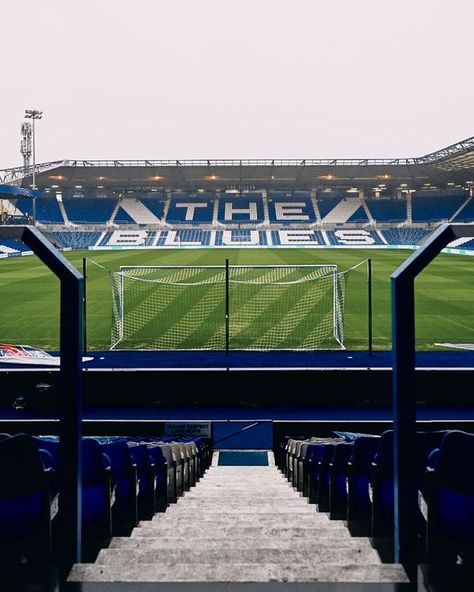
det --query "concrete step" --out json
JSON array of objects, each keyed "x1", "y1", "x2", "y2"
[
  {"x1": 148, "y1": 514, "x2": 338, "y2": 527},
  {"x1": 167, "y1": 503, "x2": 317, "y2": 514},
  {"x1": 203, "y1": 468, "x2": 281, "y2": 472},
  {"x1": 109, "y1": 536, "x2": 376, "y2": 551},
  {"x1": 133, "y1": 524, "x2": 351, "y2": 538},
  {"x1": 181, "y1": 492, "x2": 304, "y2": 500},
  {"x1": 193, "y1": 478, "x2": 291, "y2": 484},
  {"x1": 191, "y1": 481, "x2": 295, "y2": 495},
  {"x1": 68, "y1": 562, "x2": 409, "y2": 583},
  {"x1": 131, "y1": 528, "x2": 354, "y2": 542},
  {"x1": 183, "y1": 491, "x2": 297, "y2": 498},
  {"x1": 96, "y1": 546, "x2": 381, "y2": 565}
]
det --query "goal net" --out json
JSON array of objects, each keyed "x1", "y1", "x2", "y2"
[{"x1": 109, "y1": 264, "x2": 347, "y2": 351}]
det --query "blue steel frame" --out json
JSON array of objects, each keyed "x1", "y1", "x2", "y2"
[
  {"x1": 0, "y1": 226, "x2": 83, "y2": 570},
  {"x1": 392, "y1": 223, "x2": 474, "y2": 571}
]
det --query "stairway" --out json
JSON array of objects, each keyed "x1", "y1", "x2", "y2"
[{"x1": 68, "y1": 460, "x2": 408, "y2": 585}]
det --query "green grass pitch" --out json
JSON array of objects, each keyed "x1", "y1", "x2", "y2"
[{"x1": 1, "y1": 247, "x2": 473, "y2": 351}]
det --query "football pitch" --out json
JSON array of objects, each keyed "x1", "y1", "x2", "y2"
[{"x1": 1, "y1": 247, "x2": 473, "y2": 351}]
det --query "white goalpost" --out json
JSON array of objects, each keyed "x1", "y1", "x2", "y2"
[{"x1": 108, "y1": 264, "x2": 348, "y2": 351}]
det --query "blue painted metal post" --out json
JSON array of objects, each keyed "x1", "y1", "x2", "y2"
[
  {"x1": 18, "y1": 227, "x2": 84, "y2": 570},
  {"x1": 391, "y1": 273, "x2": 417, "y2": 565},
  {"x1": 390, "y1": 224, "x2": 474, "y2": 573}
]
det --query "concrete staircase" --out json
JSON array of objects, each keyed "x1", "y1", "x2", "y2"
[{"x1": 68, "y1": 462, "x2": 408, "y2": 585}]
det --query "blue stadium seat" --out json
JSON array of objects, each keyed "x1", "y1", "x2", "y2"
[
  {"x1": 425, "y1": 431, "x2": 474, "y2": 567},
  {"x1": 35, "y1": 437, "x2": 114, "y2": 543},
  {"x1": 0, "y1": 434, "x2": 57, "y2": 573},
  {"x1": 329, "y1": 442, "x2": 353, "y2": 520},
  {"x1": 98, "y1": 441, "x2": 138, "y2": 534},
  {"x1": 276, "y1": 436, "x2": 294, "y2": 473},
  {"x1": 315, "y1": 443, "x2": 339, "y2": 512},
  {"x1": 126, "y1": 443, "x2": 156, "y2": 520},
  {"x1": 141, "y1": 443, "x2": 169, "y2": 511},
  {"x1": 306, "y1": 442, "x2": 330, "y2": 504},
  {"x1": 154, "y1": 443, "x2": 178, "y2": 503},
  {"x1": 371, "y1": 430, "x2": 448, "y2": 541},
  {"x1": 346, "y1": 435, "x2": 381, "y2": 534}
]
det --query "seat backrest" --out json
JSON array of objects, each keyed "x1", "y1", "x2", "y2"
[
  {"x1": 154, "y1": 443, "x2": 174, "y2": 464},
  {"x1": 331, "y1": 441, "x2": 353, "y2": 469},
  {"x1": 373, "y1": 430, "x2": 450, "y2": 476},
  {"x1": 99, "y1": 441, "x2": 134, "y2": 480},
  {"x1": 82, "y1": 438, "x2": 109, "y2": 486},
  {"x1": 350, "y1": 436, "x2": 381, "y2": 473},
  {"x1": 434, "y1": 430, "x2": 474, "y2": 491},
  {"x1": 0, "y1": 434, "x2": 46, "y2": 497},
  {"x1": 127, "y1": 443, "x2": 152, "y2": 478}
]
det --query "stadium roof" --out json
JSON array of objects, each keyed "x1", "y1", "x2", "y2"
[{"x1": 1, "y1": 136, "x2": 473, "y2": 192}]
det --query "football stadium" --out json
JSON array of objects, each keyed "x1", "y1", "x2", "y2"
[{"x1": 1, "y1": 134, "x2": 474, "y2": 591}]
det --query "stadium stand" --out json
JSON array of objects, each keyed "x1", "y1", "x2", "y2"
[
  {"x1": 0, "y1": 238, "x2": 33, "y2": 256},
  {"x1": 411, "y1": 192, "x2": 469, "y2": 223},
  {"x1": 140, "y1": 197, "x2": 166, "y2": 220},
  {"x1": 381, "y1": 227, "x2": 429, "y2": 246},
  {"x1": 218, "y1": 195, "x2": 265, "y2": 224},
  {"x1": 48, "y1": 231, "x2": 102, "y2": 249},
  {"x1": 267, "y1": 193, "x2": 316, "y2": 224},
  {"x1": 113, "y1": 198, "x2": 163, "y2": 225},
  {"x1": 317, "y1": 197, "x2": 343, "y2": 220},
  {"x1": 63, "y1": 198, "x2": 118, "y2": 224},
  {"x1": 15, "y1": 198, "x2": 64, "y2": 224},
  {"x1": 365, "y1": 198, "x2": 407, "y2": 223},
  {"x1": 453, "y1": 197, "x2": 474, "y2": 222},
  {"x1": 166, "y1": 194, "x2": 214, "y2": 224},
  {"x1": 3, "y1": 190, "x2": 474, "y2": 257}
]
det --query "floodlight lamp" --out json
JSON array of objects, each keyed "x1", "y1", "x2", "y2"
[{"x1": 24, "y1": 109, "x2": 43, "y2": 120}]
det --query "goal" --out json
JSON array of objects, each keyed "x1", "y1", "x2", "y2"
[{"x1": 109, "y1": 264, "x2": 347, "y2": 351}]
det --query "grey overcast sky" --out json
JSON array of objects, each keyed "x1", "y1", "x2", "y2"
[{"x1": 1, "y1": 0, "x2": 473, "y2": 168}]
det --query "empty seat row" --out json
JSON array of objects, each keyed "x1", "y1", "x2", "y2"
[
  {"x1": 0, "y1": 433, "x2": 212, "y2": 576},
  {"x1": 278, "y1": 430, "x2": 474, "y2": 569}
]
